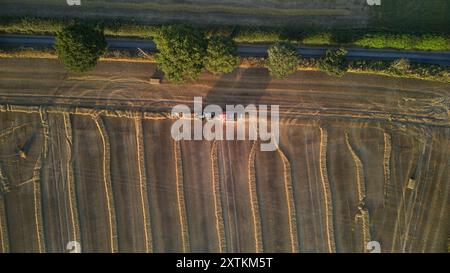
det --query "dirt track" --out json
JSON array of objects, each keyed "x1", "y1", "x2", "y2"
[{"x1": 0, "y1": 58, "x2": 448, "y2": 252}]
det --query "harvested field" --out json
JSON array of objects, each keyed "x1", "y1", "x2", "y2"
[
  {"x1": 103, "y1": 115, "x2": 152, "y2": 252},
  {"x1": 0, "y1": 0, "x2": 371, "y2": 28},
  {"x1": 0, "y1": 109, "x2": 448, "y2": 253},
  {"x1": 71, "y1": 114, "x2": 117, "y2": 252},
  {"x1": 142, "y1": 119, "x2": 184, "y2": 252},
  {"x1": 0, "y1": 58, "x2": 448, "y2": 253}
]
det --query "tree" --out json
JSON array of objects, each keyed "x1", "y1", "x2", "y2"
[
  {"x1": 153, "y1": 24, "x2": 207, "y2": 83},
  {"x1": 55, "y1": 22, "x2": 107, "y2": 73},
  {"x1": 266, "y1": 43, "x2": 299, "y2": 79},
  {"x1": 205, "y1": 36, "x2": 240, "y2": 75},
  {"x1": 317, "y1": 48, "x2": 348, "y2": 77}
]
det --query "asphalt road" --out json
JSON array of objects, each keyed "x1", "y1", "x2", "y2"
[{"x1": 1, "y1": 34, "x2": 450, "y2": 66}]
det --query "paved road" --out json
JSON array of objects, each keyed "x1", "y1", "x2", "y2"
[{"x1": 1, "y1": 34, "x2": 450, "y2": 66}]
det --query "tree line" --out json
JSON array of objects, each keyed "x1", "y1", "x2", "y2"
[{"x1": 59, "y1": 22, "x2": 430, "y2": 81}]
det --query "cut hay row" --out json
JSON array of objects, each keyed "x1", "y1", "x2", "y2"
[
  {"x1": 344, "y1": 131, "x2": 366, "y2": 202},
  {"x1": 173, "y1": 140, "x2": 190, "y2": 253},
  {"x1": 248, "y1": 141, "x2": 263, "y2": 253},
  {"x1": 93, "y1": 114, "x2": 119, "y2": 253},
  {"x1": 210, "y1": 141, "x2": 227, "y2": 253},
  {"x1": 32, "y1": 108, "x2": 48, "y2": 253},
  {"x1": 0, "y1": 104, "x2": 447, "y2": 128},
  {"x1": 345, "y1": 131, "x2": 372, "y2": 250},
  {"x1": 382, "y1": 132, "x2": 392, "y2": 207},
  {"x1": 134, "y1": 115, "x2": 153, "y2": 253},
  {"x1": 276, "y1": 147, "x2": 300, "y2": 253},
  {"x1": 318, "y1": 127, "x2": 336, "y2": 253},
  {"x1": 0, "y1": 197, "x2": 8, "y2": 253},
  {"x1": 0, "y1": 166, "x2": 8, "y2": 252},
  {"x1": 143, "y1": 112, "x2": 172, "y2": 120},
  {"x1": 355, "y1": 208, "x2": 372, "y2": 252},
  {"x1": 62, "y1": 112, "x2": 81, "y2": 243}
]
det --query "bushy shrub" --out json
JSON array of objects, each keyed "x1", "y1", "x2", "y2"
[
  {"x1": 55, "y1": 22, "x2": 107, "y2": 73},
  {"x1": 317, "y1": 48, "x2": 348, "y2": 77},
  {"x1": 389, "y1": 59, "x2": 411, "y2": 75},
  {"x1": 266, "y1": 43, "x2": 299, "y2": 79},
  {"x1": 205, "y1": 36, "x2": 240, "y2": 74},
  {"x1": 153, "y1": 24, "x2": 207, "y2": 83}
]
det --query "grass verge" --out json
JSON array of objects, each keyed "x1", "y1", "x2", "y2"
[{"x1": 1, "y1": 17, "x2": 449, "y2": 51}]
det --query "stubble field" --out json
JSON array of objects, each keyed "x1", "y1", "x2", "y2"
[
  {"x1": 0, "y1": 58, "x2": 448, "y2": 253},
  {"x1": 0, "y1": 109, "x2": 448, "y2": 253}
]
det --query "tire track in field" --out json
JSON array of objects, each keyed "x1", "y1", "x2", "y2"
[
  {"x1": 173, "y1": 140, "x2": 190, "y2": 253},
  {"x1": 390, "y1": 131, "x2": 428, "y2": 252},
  {"x1": 210, "y1": 141, "x2": 226, "y2": 253},
  {"x1": 248, "y1": 141, "x2": 263, "y2": 253},
  {"x1": 403, "y1": 130, "x2": 432, "y2": 252},
  {"x1": 276, "y1": 147, "x2": 299, "y2": 253},
  {"x1": 93, "y1": 113, "x2": 118, "y2": 253},
  {"x1": 382, "y1": 132, "x2": 392, "y2": 207},
  {"x1": 62, "y1": 112, "x2": 81, "y2": 244},
  {"x1": 419, "y1": 130, "x2": 449, "y2": 252},
  {"x1": 134, "y1": 115, "x2": 153, "y2": 253},
  {"x1": 318, "y1": 126, "x2": 336, "y2": 253},
  {"x1": 345, "y1": 130, "x2": 371, "y2": 251}
]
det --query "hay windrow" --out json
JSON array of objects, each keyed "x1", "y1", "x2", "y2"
[
  {"x1": 31, "y1": 108, "x2": 48, "y2": 253},
  {"x1": 0, "y1": 197, "x2": 8, "y2": 253},
  {"x1": 277, "y1": 147, "x2": 300, "y2": 253},
  {"x1": 345, "y1": 130, "x2": 372, "y2": 251},
  {"x1": 0, "y1": 103, "x2": 448, "y2": 128},
  {"x1": 134, "y1": 115, "x2": 153, "y2": 253},
  {"x1": 93, "y1": 114, "x2": 119, "y2": 253},
  {"x1": 62, "y1": 112, "x2": 81, "y2": 243},
  {"x1": 173, "y1": 140, "x2": 190, "y2": 253},
  {"x1": 248, "y1": 141, "x2": 263, "y2": 253},
  {"x1": 319, "y1": 126, "x2": 336, "y2": 253},
  {"x1": 345, "y1": 131, "x2": 366, "y2": 202},
  {"x1": 383, "y1": 132, "x2": 392, "y2": 207},
  {"x1": 210, "y1": 141, "x2": 226, "y2": 253}
]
